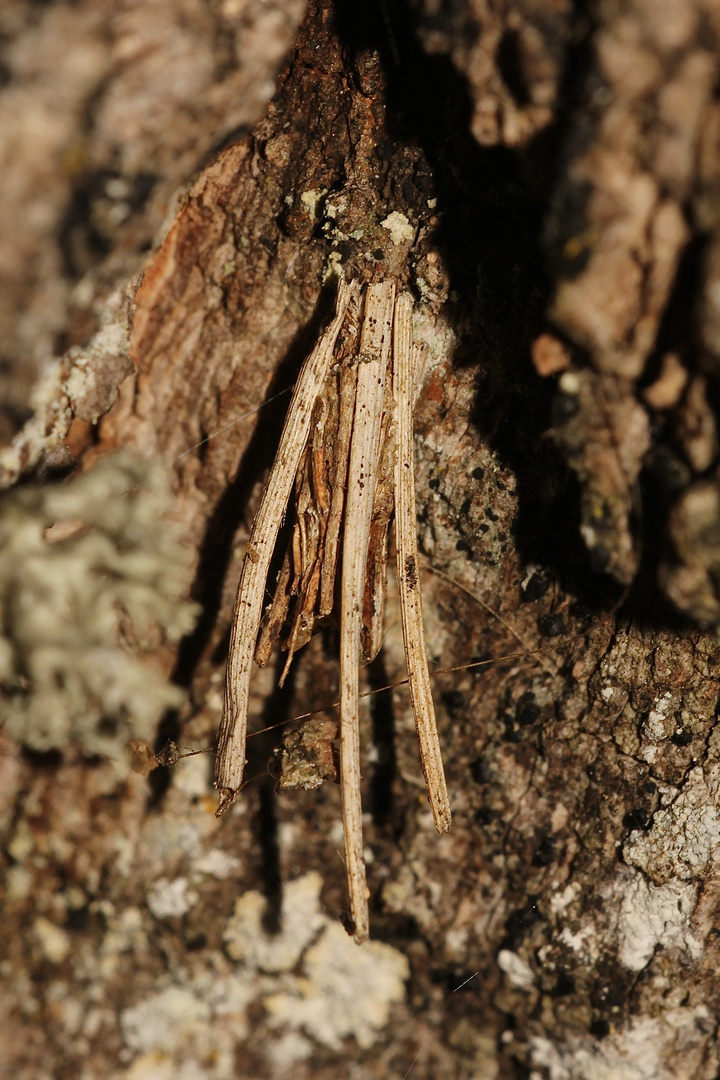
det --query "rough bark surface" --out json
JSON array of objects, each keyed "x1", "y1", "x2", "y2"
[{"x1": 3, "y1": 2, "x2": 720, "y2": 1079}]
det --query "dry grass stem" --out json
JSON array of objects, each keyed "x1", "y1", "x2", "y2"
[
  {"x1": 393, "y1": 292, "x2": 452, "y2": 833},
  {"x1": 215, "y1": 277, "x2": 450, "y2": 941},
  {"x1": 338, "y1": 279, "x2": 395, "y2": 942},
  {"x1": 215, "y1": 279, "x2": 354, "y2": 811}
]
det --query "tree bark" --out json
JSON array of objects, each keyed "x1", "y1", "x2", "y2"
[{"x1": 3, "y1": 1, "x2": 720, "y2": 1078}]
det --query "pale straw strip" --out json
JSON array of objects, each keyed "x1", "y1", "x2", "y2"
[
  {"x1": 215, "y1": 278, "x2": 356, "y2": 813},
  {"x1": 339, "y1": 279, "x2": 396, "y2": 942},
  {"x1": 393, "y1": 292, "x2": 452, "y2": 833}
]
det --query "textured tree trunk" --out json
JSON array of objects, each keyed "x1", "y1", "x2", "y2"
[{"x1": 3, "y1": 1, "x2": 720, "y2": 1077}]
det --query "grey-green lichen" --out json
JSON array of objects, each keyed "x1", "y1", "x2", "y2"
[{"x1": 0, "y1": 451, "x2": 200, "y2": 764}]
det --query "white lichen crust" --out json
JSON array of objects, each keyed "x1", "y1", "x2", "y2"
[{"x1": 0, "y1": 451, "x2": 199, "y2": 764}]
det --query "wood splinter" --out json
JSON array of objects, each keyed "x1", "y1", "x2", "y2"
[{"x1": 215, "y1": 277, "x2": 451, "y2": 943}]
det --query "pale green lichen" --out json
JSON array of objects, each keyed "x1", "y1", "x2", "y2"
[
  {"x1": 323, "y1": 249, "x2": 344, "y2": 283},
  {"x1": 0, "y1": 451, "x2": 200, "y2": 763},
  {"x1": 300, "y1": 187, "x2": 327, "y2": 220},
  {"x1": 380, "y1": 210, "x2": 415, "y2": 246}
]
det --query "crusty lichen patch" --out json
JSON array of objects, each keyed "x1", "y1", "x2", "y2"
[
  {"x1": 224, "y1": 872, "x2": 327, "y2": 973},
  {"x1": 380, "y1": 210, "x2": 415, "y2": 246},
  {"x1": 225, "y1": 871, "x2": 410, "y2": 1050},
  {"x1": 119, "y1": 973, "x2": 256, "y2": 1075},
  {"x1": 623, "y1": 764, "x2": 720, "y2": 884},
  {"x1": 0, "y1": 289, "x2": 133, "y2": 488},
  {"x1": 0, "y1": 451, "x2": 199, "y2": 765},
  {"x1": 531, "y1": 1005, "x2": 714, "y2": 1080},
  {"x1": 610, "y1": 869, "x2": 701, "y2": 972},
  {"x1": 115, "y1": 872, "x2": 409, "y2": 1078},
  {"x1": 264, "y1": 921, "x2": 410, "y2": 1050}
]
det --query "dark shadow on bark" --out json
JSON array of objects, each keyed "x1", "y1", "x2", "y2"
[
  {"x1": 367, "y1": 649, "x2": 398, "y2": 833},
  {"x1": 333, "y1": 0, "x2": 612, "y2": 608},
  {"x1": 249, "y1": 648, "x2": 303, "y2": 933}
]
